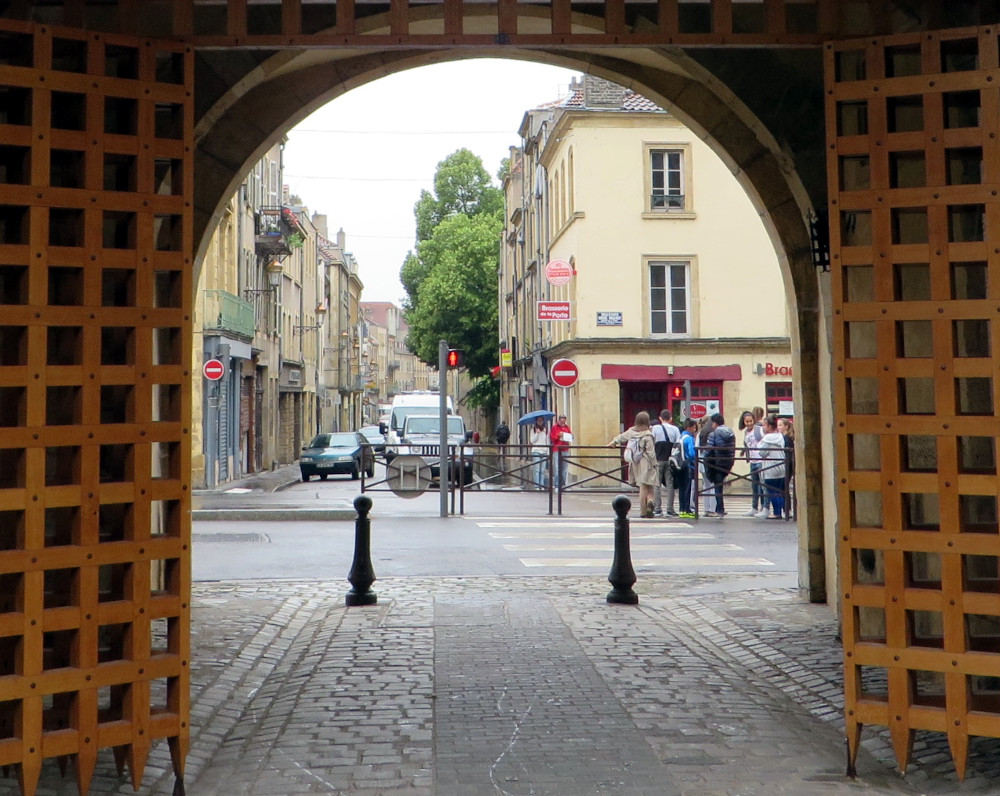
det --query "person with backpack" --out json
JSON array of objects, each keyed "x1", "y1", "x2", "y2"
[
  {"x1": 677, "y1": 419, "x2": 698, "y2": 518},
  {"x1": 608, "y1": 411, "x2": 658, "y2": 518},
  {"x1": 703, "y1": 413, "x2": 736, "y2": 517},
  {"x1": 495, "y1": 419, "x2": 511, "y2": 472},
  {"x1": 652, "y1": 409, "x2": 680, "y2": 517}
]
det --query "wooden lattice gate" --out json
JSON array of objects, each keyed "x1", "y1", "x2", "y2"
[
  {"x1": 0, "y1": 19, "x2": 192, "y2": 796},
  {"x1": 828, "y1": 25, "x2": 1000, "y2": 778}
]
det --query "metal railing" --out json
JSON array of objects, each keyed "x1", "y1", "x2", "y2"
[
  {"x1": 650, "y1": 192, "x2": 686, "y2": 211},
  {"x1": 691, "y1": 445, "x2": 796, "y2": 521},
  {"x1": 202, "y1": 289, "x2": 255, "y2": 339},
  {"x1": 359, "y1": 443, "x2": 795, "y2": 519}
]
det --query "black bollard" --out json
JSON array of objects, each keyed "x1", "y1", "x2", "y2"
[
  {"x1": 607, "y1": 494, "x2": 639, "y2": 605},
  {"x1": 346, "y1": 495, "x2": 377, "y2": 607}
]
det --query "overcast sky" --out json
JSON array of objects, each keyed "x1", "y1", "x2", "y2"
[{"x1": 281, "y1": 59, "x2": 580, "y2": 305}]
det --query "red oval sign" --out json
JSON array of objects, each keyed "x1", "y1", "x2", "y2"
[
  {"x1": 550, "y1": 358, "x2": 579, "y2": 389},
  {"x1": 545, "y1": 259, "x2": 573, "y2": 286},
  {"x1": 688, "y1": 403, "x2": 707, "y2": 419},
  {"x1": 203, "y1": 359, "x2": 225, "y2": 381}
]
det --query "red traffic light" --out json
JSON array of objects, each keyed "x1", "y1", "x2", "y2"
[
  {"x1": 447, "y1": 349, "x2": 465, "y2": 368},
  {"x1": 671, "y1": 385, "x2": 685, "y2": 398}
]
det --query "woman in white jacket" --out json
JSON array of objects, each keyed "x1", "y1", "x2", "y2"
[
  {"x1": 756, "y1": 415, "x2": 787, "y2": 519},
  {"x1": 528, "y1": 416, "x2": 549, "y2": 489}
]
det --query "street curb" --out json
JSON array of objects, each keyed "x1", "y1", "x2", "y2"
[{"x1": 191, "y1": 508, "x2": 357, "y2": 521}]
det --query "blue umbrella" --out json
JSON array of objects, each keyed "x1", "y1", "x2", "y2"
[{"x1": 517, "y1": 409, "x2": 556, "y2": 426}]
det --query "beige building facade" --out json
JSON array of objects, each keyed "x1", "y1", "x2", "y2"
[
  {"x1": 316, "y1": 225, "x2": 365, "y2": 432},
  {"x1": 193, "y1": 150, "x2": 369, "y2": 485},
  {"x1": 361, "y1": 302, "x2": 440, "y2": 421},
  {"x1": 501, "y1": 76, "x2": 794, "y2": 453}
]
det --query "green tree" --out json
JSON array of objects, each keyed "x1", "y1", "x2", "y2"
[
  {"x1": 401, "y1": 150, "x2": 503, "y2": 411},
  {"x1": 413, "y1": 149, "x2": 503, "y2": 242},
  {"x1": 405, "y1": 212, "x2": 500, "y2": 377}
]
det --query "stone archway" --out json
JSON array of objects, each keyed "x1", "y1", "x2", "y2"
[{"x1": 191, "y1": 45, "x2": 833, "y2": 603}]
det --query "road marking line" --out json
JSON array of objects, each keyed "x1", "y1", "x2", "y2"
[
  {"x1": 488, "y1": 532, "x2": 712, "y2": 540},
  {"x1": 476, "y1": 521, "x2": 695, "y2": 528},
  {"x1": 503, "y1": 543, "x2": 745, "y2": 552},
  {"x1": 518, "y1": 557, "x2": 775, "y2": 568}
]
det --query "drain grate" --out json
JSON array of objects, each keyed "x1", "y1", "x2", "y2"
[{"x1": 193, "y1": 532, "x2": 270, "y2": 544}]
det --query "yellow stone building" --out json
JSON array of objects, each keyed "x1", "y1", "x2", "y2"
[{"x1": 500, "y1": 75, "x2": 794, "y2": 453}]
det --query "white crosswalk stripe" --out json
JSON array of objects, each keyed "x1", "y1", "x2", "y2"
[
  {"x1": 519, "y1": 557, "x2": 775, "y2": 568},
  {"x1": 502, "y1": 543, "x2": 745, "y2": 552},
  {"x1": 478, "y1": 519, "x2": 776, "y2": 571}
]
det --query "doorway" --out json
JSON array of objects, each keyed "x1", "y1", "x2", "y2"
[{"x1": 620, "y1": 382, "x2": 666, "y2": 429}]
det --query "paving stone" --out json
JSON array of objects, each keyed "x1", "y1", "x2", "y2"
[{"x1": 19, "y1": 576, "x2": 1000, "y2": 795}]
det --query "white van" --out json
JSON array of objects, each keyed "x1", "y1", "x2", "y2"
[{"x1": 384, "y1": 391, "x2": 453, "y2": 460}]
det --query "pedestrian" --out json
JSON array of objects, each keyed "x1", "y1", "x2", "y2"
[
  {"x1": 778, "y1": 416, "x2": 796, "y2": 518},
  {"x1": 696, "y1": 416, "x2": 714, "y2": 514},
  {"x1": 550, "y1": 414, "x2": 573, "y2": 489},
  {"x1": 704, "y1": 413, "x2": 736, "y2": 516},
  {"x1": 740, "y1": 410, "x2": 764, "y2": 515},
  {"x1": 609, "y1": 411, "x2": 658, "y2": 518},
  {"x1": 677, "y1": 419, "x2": 697, "y2": 518},
  {"x1": 495, "y1": 419, "x2": 510, "y2": 446},
  {"x1": 757, "y1": 415, "x2": 787, "y2": 519},
  {"x1": 528, "y1": 416, "x2": 549, "y2": 490},
  {"x1": 652, "y1": 409, "x2": 680, "y2": 517},
  {"x1": 495, "y1": 418, "x2": 510, "y2": 473}
]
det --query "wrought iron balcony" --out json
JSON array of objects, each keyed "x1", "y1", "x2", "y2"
[{"x1": 254, "y1": 205, "x2": 300, "y2": 258}]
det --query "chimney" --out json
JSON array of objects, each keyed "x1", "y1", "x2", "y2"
[
  {"x1": 337, "y1": 228, "x2": 346, "y2": 249},
  {"x1": 583, "y1": 75, "x2": 626, "y2": 109},
  {"x1": 312, "y1": 213, "x2": 328, "y2": 239}
]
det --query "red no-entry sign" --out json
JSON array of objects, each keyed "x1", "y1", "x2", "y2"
[
  {"x1": 203, "y1": 359, "x2": 225, "y2": 381},
  {"x1": 550, "y1": 358, "x2": 579, "y2": 389}
]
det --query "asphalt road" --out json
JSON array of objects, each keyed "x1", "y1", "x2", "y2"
[{"x1": 192, "y1": 474, "x2": 800, "y2": 584}]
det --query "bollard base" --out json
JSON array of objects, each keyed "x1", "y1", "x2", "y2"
[
  {"x1": 346, "y1": 590, "x2": 377, "y2": 607},
  {"x1": 606, "y1": 588, "x2": 639, "y2": 605}
]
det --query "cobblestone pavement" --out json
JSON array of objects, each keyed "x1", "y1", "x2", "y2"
[{"x1": 23, "y1": 575, "x2": 1000, "y2": 795}]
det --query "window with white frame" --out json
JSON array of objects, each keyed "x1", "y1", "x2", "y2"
[
  {"x1": 650, "y1": 149, "x2": 685, "y2": 211},
  {"x1": 650, "y1": 260, "x2": 690, "y2": 335}
]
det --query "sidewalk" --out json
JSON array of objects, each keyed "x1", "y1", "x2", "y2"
[{"x1": 191, "y1": 464, "x2": 359, "y2": 521}]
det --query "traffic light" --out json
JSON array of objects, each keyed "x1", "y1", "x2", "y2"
[
  {"x1": 446, "y1": 349, "x2": 465, "y2": 368},
  {"x1": 671, "y1": 385, "x2": 685, "y2": 399}
]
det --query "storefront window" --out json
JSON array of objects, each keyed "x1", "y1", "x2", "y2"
[{"x1": 766, "y1": 381, "x2": 794, "y2": 415}]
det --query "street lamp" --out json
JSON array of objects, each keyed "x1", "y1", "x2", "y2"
[
  {"x1": 243, "y1": 259, "x2": 284, "y2": 298},
  {"x1": 294, "y1": 304, "x2": 328, "y2": 334}
]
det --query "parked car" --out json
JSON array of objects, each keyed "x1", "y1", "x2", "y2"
[
  {"x1": 396, "y1": 414, "x2": 475, "y2": 485},
  {"x1": 300, "y1": 432, "x2": 374, "y2": 481},
  {"x1": 359, "y1": 425, "x2": 386, "y2": 454}
]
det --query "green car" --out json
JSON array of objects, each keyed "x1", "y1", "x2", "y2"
[{"x1": 300, "y1": 432, "x2": 375, "y2": 481}]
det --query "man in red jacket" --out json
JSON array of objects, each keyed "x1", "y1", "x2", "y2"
[{"x1": 550, "y1": 414, "x2": 573, "y2": 489}]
